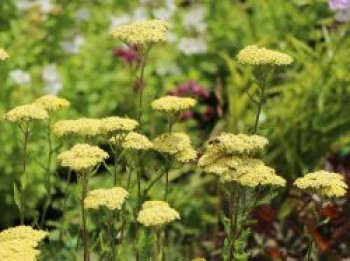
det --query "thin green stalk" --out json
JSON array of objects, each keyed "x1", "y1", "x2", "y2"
[
  {"x1": 137, "y1": 52, "x2": 147, "y2": 129},
  {"x1": 156, "y1": 228, "x2": 165, "y2": 261},
  {"x1": 19, "y1": 123, "x2": 29, "y2": 224},
  {"x1": 80, "y1": 173, "x2": 89, "y2": 261},
  {"x1": 41, "y1": 116, "x2": 53, "y2": 227},
  {"x1": 253, "y1": 77, "x2": 266, "y2": 134},
  {"x1": 107, "y1": 211, "x2": 117, "y2": 261},
  {"x1": 229, "y1": 190, "x2": 234, "y2": 261}
]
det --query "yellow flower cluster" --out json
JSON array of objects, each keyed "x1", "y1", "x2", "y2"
[
  {"x1": 191, "y1": 258, "x2": 207, "y2": 261},
  {"x1": 111, "y1": 19, "x2": 170, "y2": 47},
  {"x1": 0, "y1": 226, "x2": 48, "y2": 261},
  {"x1": 294, "y1": 170, "x2": 348, "y2": 198},
  {"x1": 4, "y1": 104, "x2": 48, "y2": 123},
  {"x1": 84, "y1": 187, "x2": 128, "y2": 210},
  {"x1": 34, "y1": 95, "x2": 70, "y2": 112},
  {"x1": 237, "y1": 45, "x2": 293, "y2": 66},
  {"x1": 100, "y1": 116, "x2": 138, "y2": 135},
  {"x1": 206, "y1": 133, "x2": 268, "y2": 156},
  {"x1": 52, "y1": 118, "x2": 102, "y2": 138},
  {"x1": 153, "y1": 132, "x2": 197, "y2": 162},
  {"x1": 0, "y1": 48, "x2": 9, "y2": 60},
  {"x1": 151, "y1": 96, "x2": 197, "y2": 113},
  {"x1": 199, "y1": 133, "x2": 286, "y2": 188},
  {"x1": 137, "y1": 201, "x2": 180, "y2": 227},
  {"x1": 57, "y1": 144, "x2": 108, "y2": 172},
  {"x1": 110, "y1": 132, "x2": 153, "y2": 150}
]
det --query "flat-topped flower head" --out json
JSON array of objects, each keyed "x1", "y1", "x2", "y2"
[
  {"x1": 84, "y1": 187, "x2": 128, "y2": 210},
  {"x1": 294, "y1": 170, "x2": 348, "y2": 198},
  {"x1": 52, "y1": 118, "x2": 103, "y2": 138},
  {"x1": 0, "y1": 240, "x2": 40, "y2": 261},
  {"x1": 57, "y1": 144, "x2": 108, "y2": 172},
  {"x1": 100, "y1": 116, "x2": 138, "y2": 135},
  {"x1": 110, "y1": 132, "x2": 153, "y2": 150},
  {"x1": 34, "y1": 95, "x2": 70, "y2": 112},
  {"x1": 153, "y1": 132, "x2": 197, "y2": 162},
  {"x1": 111, "y1": 19, "x2": 170, "y2": 47},
  {"x1": 4, "y1": 104, "x2": 48, "y2": 123},
  {"x1": 0, "y1": 48, "x2": 9, "y2": 60},
  {"x1": 237, "y1": 45, "x2": 293, "y2": 66},
  {"x1": 206, "y1": 133, "x2": 268, "y2": 156},
  {"x1": 137, "y1": 201, "x2": 180, "y2": 227},
  {"x1": 0, "y1": 226, "x2": 48, "y2": 246},
  {"x1": 151, "y1": 96, "x2": 197, "y2": 113}
]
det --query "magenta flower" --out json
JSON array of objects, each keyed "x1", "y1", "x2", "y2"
[
  {"x1": 167, "y1": 80, "x2": 209, "y2": 100},
  {"x1": 113, "y1": 45, "x2": 140, "y2": 65},
  {"x1": 329, "y1": 0, "x2": 350, "y2": 10}
]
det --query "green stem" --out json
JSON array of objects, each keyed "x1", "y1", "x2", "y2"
[
  {"x1": 19, "y1": 123, "x2": 29, "y2": 225},
  {"x1": 80, "y1": 173, "x2": 89, "y2": 261},
  {"x1": 156, "y1": 228, "x2": 165, "y2": 261},
  {"x1": 108, "y1": 211, "x2": 116, "y2": 261},
  {"x1": 229, "y1": 190, "x2": 234, "y2": 261},
  {"x1": 137, "y1": 52, "x2": 147, "y2": 129},
  {"x1": 41, "y1": 116, "x2": 53, "y2": 227},
  {"x1": 253, "y1": 77, "x2": 266, "y2": 134}
]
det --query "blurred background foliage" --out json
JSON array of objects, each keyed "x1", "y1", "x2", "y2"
[{"x1": 0, "y1": 0, "x2": 350, "y2": 260}]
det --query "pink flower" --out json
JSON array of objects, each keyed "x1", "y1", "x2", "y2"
[
  {"x1": 113, "y1": 45, "x2": 140, "y2": 65},
  {"x1": 329, "y1": 0, "x2": 350, "y2": 10}
]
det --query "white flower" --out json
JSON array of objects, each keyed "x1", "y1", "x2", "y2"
[
  {"x1": 156, "y1": 63, "x2": 181, "y2": 76},
  {"x1": 38, "y1": 0, "x2": 53, "y2": 14},
  {"x1": 183, "y1": 5, "x2": 207, "y2": 34},
  {"x1": 9, "y1": 69, "x2": 31, "y2": 85},
  {"x1": 15, "y1": 0, "x2": 35, "y2": 11},
  {"x1": 178, "y1": 37, "x2": 207, "y2": 55},
  {"x1": 335, "y1": 8, "x2": 350, "y2": 22},
  {"x1": 76, "y1": 8, "x2": 90, "y2": 22},
  {"x1": 42, "y1": 64, "x2": 62, "y2": 94},
  {"x1": 153, "y1": 7, "x2": 175, "y2": 21},
  {"x1": 60, "y1": 35, "x2": 85, "y2": 54},
  {"x1": 109, "y1": 15, "x2": 132, "y2": 32},
  {"x1": 132, "y1": 7, "x2": 148, "y2": 21}
]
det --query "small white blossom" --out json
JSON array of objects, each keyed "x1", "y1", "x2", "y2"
[
  {"x1": 109, "y1": 15, "x2": 132, "y2": 32},
  {"x1": 42, "y1": 64, "x2": 62, "y2": 94},
  {"x1": 335, "y1": 8, "x2": 350, "y2": 21},
  {"x1": 76, "y1": 8, "x2": 90, "y2": 22},
  {"x1": 9, "y1": 69, "x2": 31, "y2": 85},
  {"x1": 60, "y1": 35, "x2": 85, "y2": 54},
  {"x1": 178, "y1": 37, "x2": 207, "y2": 55},
  {"x1": 183, "y1": 5, "x2": 207, "y2": 34}
]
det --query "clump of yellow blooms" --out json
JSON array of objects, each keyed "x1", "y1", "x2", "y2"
[
  {"x1": 34, "y1": 95, "x2": 70, "y2": 112},
  {"x1": 0, "y1": 48, "x2": 9, "y2": 60},
  {"x1": 294, "y1": 170, "x2": 348, "y2": 198},
  {"x1": 191, "y1": 258, "x2": 207, "y2": 261},
  {"x1": 57, "y1": 144, "x2": 108, "y2": 172},
  {"x1": 4, "y1": 104, "x2": 48, "y2": 123},
  {"x1": 237, "y1": 45, "x2": 293, "y2": 66},
  {"x1": 110, "y1": 132, "x2": 153, "y2": 150},
  {"x1": 153, "y1": 132, "x2": 197, "y2": 162},
  {"x1": 84, "y1": 187, "x2": 129, "y2": 210},
  {"x1": 151, "y1": 96, "x2": 197, "y2": 113},
  {"x1": 137, "y1": 201, "x2": 180, "y2": 227},
  {"x1": 99, "y1": 116, "x2": 139, "y2": 135},
  {"x1": 52, "y1": 118, "x2": 103, "y2": 138},
  {"x1": 0, "y1": 226, "x2": 48, "y2": 261},
  {"x1": 111, "y1": 19, "x2": 170, "y2": 47},
  {"x1": 199, "y1": 133, "x2": 286, "y2": 188}
]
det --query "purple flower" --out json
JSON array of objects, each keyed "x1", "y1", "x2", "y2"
[
  {"x1": 329, "y1": 0, "x2": 350, "y2": 10},
  {"x1": 181, "y1": 110, "x2": 194, "y2": 121},
  {"x1": 113, "y1": 45, "x2": 140, "y2": 65},
  {"x1": 168, "y1": 80, "x2": 209, "y2": 100}
]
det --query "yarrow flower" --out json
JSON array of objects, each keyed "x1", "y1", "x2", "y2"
[
  {"x1": 153, "y1": 132, "x2": 197, "y2": 162},
  {"x1": 0, "y1": 225, "x2": 48, "y2": 261},
  {"x1": 0, "y1": 48, "x2": 9, "y2": 60},
  {"x1": 294, "y1": 170, "x2": 348, "y2": 198},
  {"x1": 111, "y1": 19, "x2": 170, "y2": 47},
  {"x1": 4, "y1": 104, "x2": 48, "y2": 123},
  {"x1": 199, "y1": 133, "x2": 285, "y2": 188},
  {"x1": 52, "y1": 118, "x2": 103, "y2": 138},
  {"x1": 110, "y1": 132, "x2": 153, "y2": 150},
  {"x1": 151, "y1": 96, "x2": 197, "y2": 113},
  {"x1": 237, "y1": 45, "x2": 293, "y2": 66},
  {"x1": 34, "y1": 95, "x2": 70, "y2": 112},
  {"x1": 99, "y1": 116, "x2": 139, "y2": 135},
  {"x1": 84, "y1": 187, "x2": 128, "y2": 210},
  {"x1": 57, "y1": 144, "x2": 108, "y2": 172},
  {"x1": 137, "y1": 201, "x2": 180, "y2": 226}
]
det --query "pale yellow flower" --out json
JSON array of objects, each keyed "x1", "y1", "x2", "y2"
[
  {"x1": 294, "y1": 170, "x2": 348, "y2": 198},
  {"x1": 110, "y1": 132, "x2": 153, "y2": 150},
  {"x1": 151, "y1": 96, "x2": 197, "y2": 113},
  {"x1": 0, "y1": 48, "x2": 9, "y2": 60},
  {"x1": 84, "y1": 187, "x2": 128, "y2": 210},
  {"x1": 237, "y1": 45, "x2": 293, "y2": 66},
  {"x1": 0, "y1": 226, "x2": 48, "y2": 246},
  {"x1": 57, "y1": 144, "x2": 108, "y2": 172},
  {"x1": 153, "y1": 132, "x2": 197, "y2": 162},
  {"x1": 4, "y1": 104, "x2": 48, "y2": 123},
  {"x1": 52, "y1": 118, "x2": 103, "y2": 138},
  {"x1": 0, "y1": 240, "x2": 40, "y2": 261},
  {"x1": 111, "y1": 19, "x2": 170, "y2": 47},
  {"x1": 100, "y1": 116, "x2": 138, "y2": 135},
  {"x1": 34, "y1": 95, "x2": 70, "y2": 112},
  {"x1": 137, "y1": 201, "x2": 180, "y2": 227}
]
